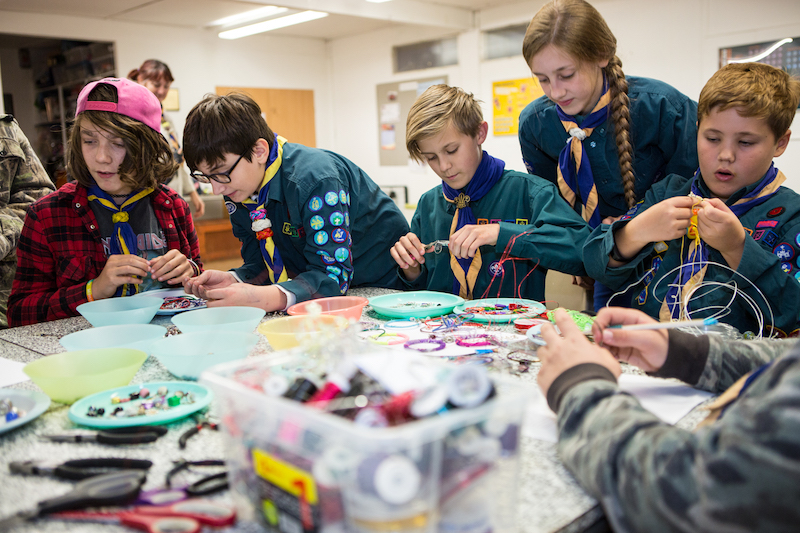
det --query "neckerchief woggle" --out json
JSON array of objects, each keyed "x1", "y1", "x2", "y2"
[
  {"x1": 87, "y1": 184, "x2": 155, "y2": 297},
  {"x1": 661, "y1": 163, "x2": 786, "y2": 321},
  {"x1": 556, "y1": 77, "x2": 610, "y2": 229},
  {"x1": 242, "y1": 136, "x2": 289, "y2": 284},
  {"x1": 442, "y1": 151, "x2": 505, "y2": 299}
]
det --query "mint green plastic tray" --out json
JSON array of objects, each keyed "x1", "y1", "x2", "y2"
[{"x1": 368, "y1": 291, "x2": 465, "y2": 319}]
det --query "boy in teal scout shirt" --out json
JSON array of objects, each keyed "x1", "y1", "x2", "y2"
[
  {"x1": 391, "y1": 84, "x2": 590, "y2": 301},
  {"x1": 584, "y1": 62, "x2": 800, "y2": 337},
  {"x1": 182, "y1": 93, "x2": 409, "y2": 311}
]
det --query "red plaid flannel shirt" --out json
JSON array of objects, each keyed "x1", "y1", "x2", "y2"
[{"x1": 8, "y1": 182, "x2": 202, "y2": 326}]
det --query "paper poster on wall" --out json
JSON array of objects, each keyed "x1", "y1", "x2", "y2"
[
  {"x1": 492, "y1": 78, "x2": 543, "y2": 136},
  {"x1": 376, "y1": 76, "x2": 448, "y2": 166},
  {"x1": 163, "y1": 88, "x2": 180, "y2": 111}
]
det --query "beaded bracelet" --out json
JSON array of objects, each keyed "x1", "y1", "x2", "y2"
[
  {"x1": 403, "y1": 339, "x2": 446, "y2": 352},
  {"x1": 366, "y1": 332, "x2": 409, "y2": 345},
  {"x1": 455, "y1": 334, "x2": 493, "y2": 347}
]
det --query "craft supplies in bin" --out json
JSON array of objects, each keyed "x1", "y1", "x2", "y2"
[{"x1": 202, "y1": 349, "x2": 528, "y2": 533}]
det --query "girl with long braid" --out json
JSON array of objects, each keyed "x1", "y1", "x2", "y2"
[{"x1": 518, "y1": 0, "x2": 698, "y2": 311}]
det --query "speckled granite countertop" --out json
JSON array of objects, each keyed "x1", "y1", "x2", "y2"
[{"x1": 0, "y1": 287, "x2": 639, "y2": 533}]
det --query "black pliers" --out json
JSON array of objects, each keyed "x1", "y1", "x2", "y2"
[
  {"x1": 178, "y1": 414, "x2": 218, "y2": 449},
  {"x1": 9, "y1": 457, "x2": 153, "y2": 480},
  {"x1": 41, "y1": 425, "x2": 168, "y2": 445}
]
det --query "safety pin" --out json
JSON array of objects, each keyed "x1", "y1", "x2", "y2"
[{"x1": 423, "y1": 240, "x2": 449, "y2": 254}]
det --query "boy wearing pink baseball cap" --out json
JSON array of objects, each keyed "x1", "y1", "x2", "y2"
[{"x1": 8, "y1": 78, "x2": 203, "y2": 326}]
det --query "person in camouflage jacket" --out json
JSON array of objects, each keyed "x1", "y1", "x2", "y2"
[
  {"x1": 537, "y1": 307, "x2": 799, "y2": 533},
  {"x1": 0, "y1": 115, "x2": 54, "y2": 328}
]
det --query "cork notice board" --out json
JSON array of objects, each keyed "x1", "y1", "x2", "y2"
[{"x1": 376, "y1": 76, "x2": 446, "y2": 166}]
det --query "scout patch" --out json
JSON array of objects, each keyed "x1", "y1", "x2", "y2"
[
  {"x1": 226, "y1": 201, "x2": 237, "y2": 215},
  {"x1": 339, "y1": 190, "x2": 347, "y2": 204},
  {"x1": 309, "y1": 196, "x2": 323, "y2": 212},
  {"x1": 324, "y1": 191, "x2": 339, "y2": 206},
  {"x1": 317, "y1": 250, "x2": 336, "y2": 265},
  {"x1": 314, "y1": 231, "x2": 329, "y2": 246},
  {"x1": 327, "y1": 265, "x2": 342, "y2": 276},
  {"x1": 331, "y1": 228, "x2": 347, "y2": 243},
  {"x1": 310, "y1": 215, "x2": 324, "y2": 230},
  {"x1": 767, "y1": 206, "x2": 785, "y2": 218},
  {"x1": 329, "y1": 212, "x2": 344, "y2": 226},
  {"x1": 774, "y1": 243, "x2": 794, "y2": 261},
  {"x1": 282, "y1": 222, "x2": 299, "y2": 238},
  {"x1": 762, "y1": 230, "x2": 779, "y2": 247},
  {"x1": 781, "y1": 262, "x2": 792, "y2": 274},
  {"x1": 335, "y1": 247, "x2": 349, "y2": 263},
  {"x1": 756, "y1": 220, "x2": 778, "y2": 228},
  {"x1": 488, "y1": 261, "x2": 503, "y2": 276},
  {"x1": 477, "y1": 219, "x2": 488, "y2": 225}
]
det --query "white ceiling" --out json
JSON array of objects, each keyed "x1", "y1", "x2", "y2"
[{"x1": 0, "y1": 0, "x2": 528, "y2": 41}]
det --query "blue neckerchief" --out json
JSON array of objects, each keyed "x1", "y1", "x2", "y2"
[
  {"x1": 442, "y1": 151, "x2": 505, "y2": 295},
  {"x1": 556, "y1": 77, "x2": 610, "y2": 228}
]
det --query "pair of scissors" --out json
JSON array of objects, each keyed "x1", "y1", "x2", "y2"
[
  {"x1": 0, "y1": 470, "x2": 146, "y2": 529},
  {"x1": 178, "y1": 413, "x2": 219, "y2": 449},
  {"x1": 41, "y1": 425, "x2": 169, "y2": 445},
  {"x1": 135, "y1": 459, "x2": 228, "y2": 506},
  {"x1": 9, "y1": 457, "x2": 153, "y2": 480},
  {"x1": 52, "y1": 499, "x2": 236, "y2": 533},
  {"x1": 423, "y1": 240, "x2": 449, "y2": 254}
]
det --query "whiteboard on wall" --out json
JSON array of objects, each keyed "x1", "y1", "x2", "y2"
[{"x1": 376, "y1": 76, "x2": 447, "y2": 166}]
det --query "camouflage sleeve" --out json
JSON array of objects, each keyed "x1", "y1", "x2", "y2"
[
  {"x1": 695, "y1": 335, "x2": 795, "y2": 392},
  {"x1": 0, "y1": 117, "x2": 54, "y2": 260},
  {"x1": 556, "y1": 338, "x2": 800, "y2": 532}
]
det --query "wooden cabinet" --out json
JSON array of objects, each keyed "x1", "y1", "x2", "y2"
[{"x1": 194, "y1": 217, "x2": 241, "y2": 262}]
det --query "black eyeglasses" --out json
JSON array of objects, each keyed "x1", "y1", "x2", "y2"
[{"x1": 190, "y1": 153, "x2": 246, "y2": 184}]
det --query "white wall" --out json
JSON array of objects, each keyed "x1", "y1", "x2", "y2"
[
  {"x1": 328, "y1": 0, "x2": 800, "y2": 200},
  {"x1": 0, "y1": 47, "x2": 37, "y2": 130},
  {"x1": 0, "y1": 10, "x2": 332, "y2": 150}
]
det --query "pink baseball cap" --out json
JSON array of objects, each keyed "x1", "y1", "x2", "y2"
[{"x1": 75, "y1": 77, "x2": 161, "y2": 132}]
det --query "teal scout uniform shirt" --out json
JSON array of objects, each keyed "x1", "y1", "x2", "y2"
[
  {"x1": 519, "y1": 76, "x2": 698, "y2": 217},
  {"x1": 554, "y1": 334, "x2": 800, "y2": 532},
  {"x1": 227, "y1": 142, "x2": 409, "y2": 303},
  {"x1": 583, "y1": 172, "x2": 800, "y2": 336},
  {"x1": 401, "y1": 170, "x2": 590, "y2": 301},
  {"x1": 0, "y1": 115, "x2": 54, "y2": 328}
]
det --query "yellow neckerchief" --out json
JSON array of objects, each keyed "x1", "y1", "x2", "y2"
[
  {"x1": 242, "y1": 136, "x2": 289, "y2": 283},
  {"x1": 445, "y1": 193, "x2": 481, "y2": 299}
]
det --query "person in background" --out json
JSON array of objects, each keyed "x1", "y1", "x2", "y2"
[
  {"x1": 583, "y1": 62, "x2": 800, "y2": 337},
  {"x1": 181, "y1": 93, "x2": 409, "y2": 312},
  {"x1": 0, "y1": 115, "x2": 54, "y2": 328},
  {"x1": 8, "y1": 78, "x2": 202, "y2": 326},
  {"x1": 391, "y1": 84, "x2": 590, "y2": 301},
  {"x1": 537, "y1": 305, "x2": 800, "y2": 532},
  {"x1": 519, "y1": 0, "x2": 698, "y2": 311},
  {"x1": 128, "y1": 59, "x2": 205, "y2": 218}
]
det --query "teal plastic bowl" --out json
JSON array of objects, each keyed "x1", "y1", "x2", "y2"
[
  {"x1": 60, "y1": 324, "x2": 167, "y2": 353},
  {"x1": 76, "y1": 297, "x2": 164, "y2": 327},
  {"x1": 171, "y1": 306, "x2": 266, "y2": 333},
  {"x1": 150, "y1": 331, "x2": 260, "y2": 380}
]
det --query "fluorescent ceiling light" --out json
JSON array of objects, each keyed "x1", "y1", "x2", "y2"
[
  {"x1": 729, "y1": 38, "x2": 793, "y2": 63},
  {"x1": 219, "y1": 10, "x2": 329, "y2": 39},
  {"x1": 366, "y1": 0, "x2": 393, "y2": 3},
  {"x1": 208, "y1": 6, "x2": 288, "y2": 28}
]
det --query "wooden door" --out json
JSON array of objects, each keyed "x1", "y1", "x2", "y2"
[{"x1": 215, "y1": 87, "x2": 316, "y2": 147}]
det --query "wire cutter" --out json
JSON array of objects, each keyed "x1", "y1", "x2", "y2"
[
  {"x1": 178, "y1": 413, "x2": 218, "y2": 449},
  {"x1": 9, "y1": 457, "x2": 153, "y2": 480},
  {"x1": 41, "y1": 425, "x2": 168, "y2": 445}
]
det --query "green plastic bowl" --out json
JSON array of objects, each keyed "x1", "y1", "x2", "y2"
[
  {"x1": 60, "y1": 324, "x2": 167, "y2": 352},
  {"x1": 171, "y1": 306, "x2": 266, "y2": 333},
  {"x1": 23, "y1": 348, "x2": 148, "y2": 404},
  {"x1": 150, "y1": 331, "x2": 260, "y2": 380},
  {"x1": 76, "y1": 297, "x2": 164, "y2": 327}
]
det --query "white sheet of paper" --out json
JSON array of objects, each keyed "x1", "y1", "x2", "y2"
[
  {"x1": 0, "y1": 357, "x2": 30, "y2": 387},
  {"x1": 523, "y1": 373, "x2": 713, "y2": 443}
]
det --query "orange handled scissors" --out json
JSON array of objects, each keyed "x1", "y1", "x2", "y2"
[{"x1": 52, "y1": 499, "x2": 235, "y2": 533}]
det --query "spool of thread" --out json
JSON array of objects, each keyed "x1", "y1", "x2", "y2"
[
  {"x1": 446, "y1": 365, "x2": 493, "y2": 409},
  {"x1": 409, "y1": 385, "x2": 449, "y2": 419},
  {"x1": 283, "y1": 378, "x2": 319, "y2": 403},
  {"x1": 357, "y1": 454, "x2": 422, "y2": 505},
  {"x1": 263, "y1": 374, "x2": 290, "y2": 397}
]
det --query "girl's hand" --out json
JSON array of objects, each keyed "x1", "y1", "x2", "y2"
[
  {"x1": 591, "y1": 307, "x2": 669, "y2": 373},
  {"x1": 696, "y1": 198, "x2": 746, "y2": 268},
  {"x1": 449, "y1": 224, "x2": 500, "y2": 259},
  {"x1": 93, "y1": 254, "x2": 150, "y2": 299},
  {"x1": 148, "y1": 249, "x2": 194, "y2": 285},
  {"x1": 390, "y1": 232, "x2": 426, "y2": 281},
  {"x1": 183, "y1": 269, "x2": 237, "y2": 299}
]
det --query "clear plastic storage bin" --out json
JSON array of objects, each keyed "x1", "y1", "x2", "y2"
[{"x1": 202, "y1": 351, "x2": 529, "y2": 533}]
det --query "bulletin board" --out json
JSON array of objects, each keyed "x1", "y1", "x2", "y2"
[
  {"x1": 376, "y1": 76, "x2": 447, "y2": 166},
  {"x1": 492, "y1": 78, "x2": 543, "y2": 136}
]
